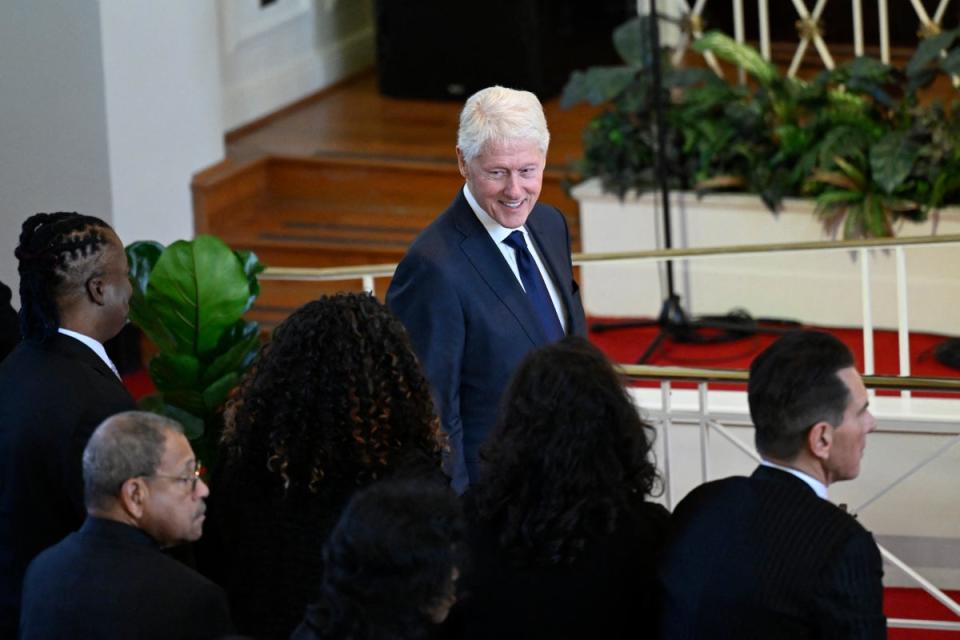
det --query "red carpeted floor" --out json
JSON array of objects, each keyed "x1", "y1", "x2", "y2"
[
  {"x1": 588, "y1": 317, "x2": 960, "y2": 392},
  {"x1": 885, "y1": 588, "x2": 960, "y2": 639}
]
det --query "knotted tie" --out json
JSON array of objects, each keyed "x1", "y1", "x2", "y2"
[{"x1": 503, "y1": 230, "x2": 564, "y2": 342}]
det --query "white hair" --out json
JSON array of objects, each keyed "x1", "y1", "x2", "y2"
[{"x1": 456, "y1": 86, "x2": 550, "y2": 162}]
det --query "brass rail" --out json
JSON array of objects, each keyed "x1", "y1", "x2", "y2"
[
  {"x1": 259, "y1": 234, "x2": 960, "y2": 280},
  {"x1": 615, "y1": 364, "x2": 960, "y2": 392}
]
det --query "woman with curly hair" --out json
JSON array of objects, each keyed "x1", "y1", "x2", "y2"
[
  {"x1": 291, "y1": 479, "x2": 464, "y2": 640},
  {"x1": 457, "y1": 335, "x2": 667, "y2": 639},
  {"x1": 199, "y1": 293, "x2": 446, "y2": 639}
]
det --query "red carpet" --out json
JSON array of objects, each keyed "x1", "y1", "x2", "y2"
[
  {"x1": 588, "y1": 317, "x2": 960, "y2": 395},
  {"x1": 885, "y1": 588, "x2": 960, "y2": 639}
]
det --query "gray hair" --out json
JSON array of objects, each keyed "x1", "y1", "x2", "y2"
[
  {"x1": 457, "y1": 86, "x2": 550, "y2": 162},
  {"x1": 83, "y1": 411, "x2": 183, "y2": 511}
]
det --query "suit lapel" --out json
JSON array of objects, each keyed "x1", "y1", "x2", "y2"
[
  {"x1": 450, "y1": 193, "x2": 546, "y2": 346},
  {"x1": 48, "y1": 333, "x2": 127, "y2": 390}
]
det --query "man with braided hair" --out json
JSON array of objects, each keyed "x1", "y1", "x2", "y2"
[{"x1": 0, "y1": 212, "x2": 135, "y2": 636}]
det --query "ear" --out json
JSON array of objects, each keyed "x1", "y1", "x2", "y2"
[
  {"x1": 456, "y1": 147, "x2": 468, "y2": 178},
  {"x1": 118, "y1": 477, "x2": 148, "y2": 519},
  {"x1": 86, "y1": 275, "x2": 106, "y2": 306},
  {"x1": 807, "y1": 421, "x2": 833, "y2": 461}
]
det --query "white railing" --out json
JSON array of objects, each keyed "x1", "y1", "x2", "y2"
[{"x1": 646, "y1": 0, "x2": 957, "y2": 70}]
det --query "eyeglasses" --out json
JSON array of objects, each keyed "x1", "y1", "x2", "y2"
[{"x1": 148, "y1": 461, "x2": 204, "y2": 493}]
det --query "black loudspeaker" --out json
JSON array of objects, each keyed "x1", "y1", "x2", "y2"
[{"x1": 374, "y1": 0, "x2": 635, "y2": 101}]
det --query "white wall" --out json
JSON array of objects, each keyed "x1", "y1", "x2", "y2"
[
  {"x1": 99, "y1": 2, "x2": 225, "y2": 246},
  {"x1": 0, "y1": 0, "x2": 113, "y2": 302},
  {"x1": 219, "y1": 0, "x2": 375, "y2": 130},
  {"x1": 1, "y1": 0, "x2": 374, "y2": 306}
]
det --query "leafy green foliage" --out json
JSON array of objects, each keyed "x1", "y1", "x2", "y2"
[
  {"x1": 125, "y1": 235, "x2": 263, "y2": 464},
  {"x1": 564, "y1": 18, "x2": 960, "y2": 238}
]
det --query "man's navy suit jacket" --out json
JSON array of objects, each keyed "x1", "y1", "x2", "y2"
[
  {"x1": 387, "y1": 190, "x2": 586, "y2": 490},
  {"x1": 658, "y1": 465, "x2": 887, "y2": 639},
  {"x1": 20, "y1": 518, "x2": 233, "y2": 639},
  {"x1": 0, "y1": 334, "x2": 135, "y2": 636}
]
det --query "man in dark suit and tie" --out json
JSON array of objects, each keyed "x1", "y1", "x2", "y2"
[
  {"x1": 658, "y1": 331, "x2": 886, "y2": 639},
  {"x1": 0, "y1": 213, "x2": 136, "y2": 635},
  {"x1": 20, "y1": 411, "x2": 233, "y2": 639},
  {"x1": 387, "y1": 86, "x2": 587, "y2": 492}
]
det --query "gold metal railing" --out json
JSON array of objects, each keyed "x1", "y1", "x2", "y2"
[
  {"x1": 258, "y1": 233, "x2": 960, "y2": 281},
  {"x1": 616, "y1": 364, "x2": 960, "y2": 393}
]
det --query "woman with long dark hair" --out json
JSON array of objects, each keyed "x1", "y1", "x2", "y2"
[
  {"x1": 458, "y1": 335, "x2": 667, "y2": 638},
  {"x1": 201, "y1": 293, "x2": 446, "y2": 639},
  {"x1": 291, "y1": 479, "x2": 464, "y2": 640}
]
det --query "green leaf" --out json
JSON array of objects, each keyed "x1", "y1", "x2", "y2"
[
  {"x1": 694, "y1": 31, "x2": 777, "y2": 86},
  {"x1": 833, "y1": 156, "x2": 867, "y2": 188},
  {"x1": 560, "y1": 67, "x2": 638, "y2": 108},
  {"x1": 145, "y1": 235, "x2": 252, "y2": 356},
  {"x1": 202, "y1": 372, "x2": 241, "y2": 412},
  {"x1": 870, "y1": 131, "x2": 920, "y2": 194},
  {"x1": 136, "y1": 395, "x2": 205, "y2": 441},
  {"x1": 907, "y1": 29, "x2": 959, "y2": 77},
  {"x1": 866, "y1": 194, "x2": 892, "y2": 237},
  {"x1": 846, "y1": 56, "x2": 893, "y2": 81},
  {"x1": 201, "y1": 320, "x2": 259, "y2": 386},
  {"x1": 613, "y1": 16, "x2": 649, "y2": 67},
  {"x1": 234, "y1": 249, "x2": 264, "y2": 312},
  {"x1": 148, "y1": 352, "x2": 201, "y2": 392},
  {"x1": 126, "y1": 241, "x2": 164, "y2": 297},
  {"x1": 162, "y1": 389, "x2": 207, "y2": 418},
  {"x1": 125, "y1": 241, "x2": 179, "y2": 353},
  {"x1": 816, "y1": 190, "x2": 864, "y2": 206}
]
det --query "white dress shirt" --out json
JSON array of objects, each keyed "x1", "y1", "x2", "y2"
[
  {"x1": 760, "y1": 459, "x2": 828, "y2": 499},
  {"x1": 58, "y1": 327, "x2": 121, "y2": 379},
  {"x1": 463, "y1": 184, "x2": 568, "y2": 333}
]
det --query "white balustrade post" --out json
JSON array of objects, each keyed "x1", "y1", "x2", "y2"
[
  {"x1": 895, "y1": 247, "x2": 911, "y2": 399},
  {"x1": 859, "y1": 248, "x2": 875, "y2": 378},
  {"x1": 698, "y1": 382, "x2": 710, "y2": 482},
  {"x1": 661, "y1": 381, "x2": 674, "y2": 510}
]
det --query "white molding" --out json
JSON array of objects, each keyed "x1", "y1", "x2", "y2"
[{"x1": 222, "y1": 25, "x2": 374, "y2": 130}]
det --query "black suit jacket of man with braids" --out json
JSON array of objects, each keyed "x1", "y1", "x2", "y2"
[{"x1": 0, "y1": 213, "x2": 135, "y2": 637}]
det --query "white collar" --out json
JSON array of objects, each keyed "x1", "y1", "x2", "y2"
[
  {"x1": 463, "y1": 183, "x2": 528, "y2": 244},
  {"x1": 760, "y1": 459, "x2": 828, "y2": 499},
  {"x1": 58, "y1": 328, "x2": 120, "y2": 379}
]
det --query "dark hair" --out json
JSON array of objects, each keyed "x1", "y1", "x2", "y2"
[
  {"x1": 221, "y1": 293, "x2": 444, "y2": 496},
  {"x1": 83, "y1": 411, "x2": 183, "y2": 511},
  {"x1": 472, "y1": 336, "x2": 659, "y2": 567},
  {"x1": 298, "y1": 479, "x2": 464, "y2": 640},
  {"x1": 15, "y1": 212, "x2": 114, "y2": 340},
  {"x1": 748, "y1": 331, "x2": 855, "y2": 460}
]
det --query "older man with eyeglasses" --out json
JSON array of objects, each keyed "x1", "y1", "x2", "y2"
[{"x1": 18, "y1": 411, "x2": 233, "y2": 640}]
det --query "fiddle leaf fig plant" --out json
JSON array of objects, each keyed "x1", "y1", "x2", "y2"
[
  {"x1": 126, "y1": 235, "x2": 264, "y2": 464},
  {"x1": 563, "y1": 15, "x2": 960, "y2": 238}
]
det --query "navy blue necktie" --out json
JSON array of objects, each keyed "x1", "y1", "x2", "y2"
[{"x1": 503, "y1": 230, "x2": 564, "y2": 343}]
